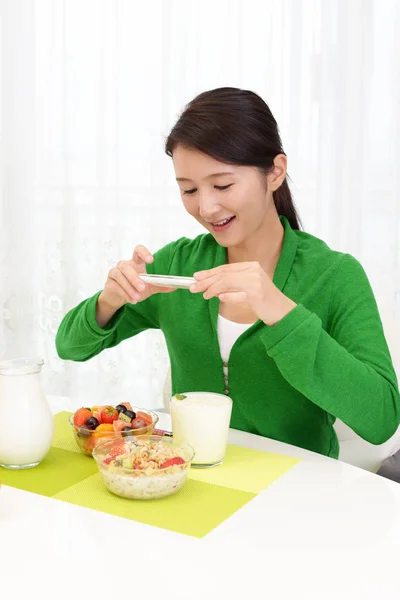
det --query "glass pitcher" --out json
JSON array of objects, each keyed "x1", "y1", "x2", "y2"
[{"x1": 0, "y1": 358, "x2": 54, "y2": 469}]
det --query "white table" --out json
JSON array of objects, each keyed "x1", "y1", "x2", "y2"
[{"x1": 1, "y1": 397, "x2": 400, "y2": 600}]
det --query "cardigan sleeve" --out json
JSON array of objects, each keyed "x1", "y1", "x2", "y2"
[
  {"x1": 55, "y1": 241, "x2": 177, "y2": 362},
  {"x1": 260, "y1": 254, "x2": 400, "y2": 445}
]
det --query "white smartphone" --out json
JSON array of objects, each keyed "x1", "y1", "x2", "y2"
[{"x1": 138, "y1": 274, "x2": 196, "y2": 290}]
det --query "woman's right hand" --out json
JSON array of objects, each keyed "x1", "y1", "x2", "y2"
[{"x1": 96, "y1": 245, "x2": 176, "y2": 327}]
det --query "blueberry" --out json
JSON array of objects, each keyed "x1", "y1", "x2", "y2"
[
  {"x1": 124, "y1": 410, "x2": 136, "y2": 421},
  {"x1": 122, "y1": 426, "x2": 133, "y2": 437},
  {"x1": 115, "y1": 404, "x2": 127, "y2": 414},
  {"x1": 85, "y1": 416, "x2": 99, "y2": 430}
]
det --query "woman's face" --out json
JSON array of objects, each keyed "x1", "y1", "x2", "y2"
[{"x1": 172, "y1": 146, "x2": 285, "y2": 248}]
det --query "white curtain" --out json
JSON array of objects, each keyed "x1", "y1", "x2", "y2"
[{"x1": 1, "y1": 0, "x2": 399, "y2": 410}]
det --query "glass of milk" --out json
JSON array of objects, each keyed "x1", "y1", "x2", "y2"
[
  {"x1": 170, "y1": 392, "x2": 233, "y2": 468},
  {"x1": 0, "y1": 358, "x2": 54, "y2": 469}
]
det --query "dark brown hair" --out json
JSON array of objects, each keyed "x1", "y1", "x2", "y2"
[{"x1": 165, "y1": 87, "x2": 301, "y2": 230}]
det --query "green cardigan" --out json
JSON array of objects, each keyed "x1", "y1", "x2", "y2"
[{"x1": 56, "y1": 217, "x2": 400, "y2": 458}]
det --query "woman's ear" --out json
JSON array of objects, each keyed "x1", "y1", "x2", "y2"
[{"x1": 268, "y1": 154, "x2": 287, "y2": 191}]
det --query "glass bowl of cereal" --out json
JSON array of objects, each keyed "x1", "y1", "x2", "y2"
[{"x1": 92, "y1": 435, "x2": 195, "y2": 500}]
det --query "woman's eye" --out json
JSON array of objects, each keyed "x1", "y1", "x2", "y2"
[
  {"x1": 182, "y1": 184, "x2": 233, "y2": 194},
  {"x1": 215, "y1": 184, "x2": 233, "y2": 191}
]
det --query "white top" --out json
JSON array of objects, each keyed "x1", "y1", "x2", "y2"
[
  {"x1": 217, "y1": 314, "x2": 253, "y2": 364},
  {"x1": 3, "y1": 396, "x2": 400, "y2": 600}
]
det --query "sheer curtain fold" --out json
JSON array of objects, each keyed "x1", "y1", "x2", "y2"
[{"x1": 0, "y1": 0, "x2": 399, "y2": 408}]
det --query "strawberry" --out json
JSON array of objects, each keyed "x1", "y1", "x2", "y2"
[
  {"x1": 111, "y1": 441, "x2": 125, "y2": 455},
  {"x1": 160, "y1": 457, "x2": 185, "y2": 469},
  {"x1": 73, "y1": 407, "x2": 92, "y2": 427},
  {"x1": 92, "y1": 406, "x2": 106, "y2": 423},
  {"x1": 104, "y1": 440, "x2": 126, "y2": 464},
  {"x1": 100, "y1": 406, "x2": 119, "y2": 424}
]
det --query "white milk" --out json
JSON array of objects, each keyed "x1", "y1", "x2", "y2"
[
  {"x1": 0, "y1": 358, "x2": 54, "y2": 468},
  {"x1": 170, "y1": 392, "x2": 232, "y2": 466}
]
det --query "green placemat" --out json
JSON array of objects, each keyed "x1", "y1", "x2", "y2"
[
  {"x1": 55, "y1": 475, "x2": 254, "y2": 538},
  {"x1": 1, "y1": 412, "x2": 300, "y2": 538}
]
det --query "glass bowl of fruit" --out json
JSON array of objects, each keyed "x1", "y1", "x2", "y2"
[
  {"x1": 92, "y1": 435, "x2": 195, "y2": 500},
  {"x1": 69, "y1": 403, "x2": 159, "y2": 457}
]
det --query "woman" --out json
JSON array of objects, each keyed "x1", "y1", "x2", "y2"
[{"x1": 56, "y1": 87, "x2": 400, "y2": 458}]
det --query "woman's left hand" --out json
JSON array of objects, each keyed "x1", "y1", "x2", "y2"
[{"x1": 190, "y1": 262, "x2": 297, "y2": 326}]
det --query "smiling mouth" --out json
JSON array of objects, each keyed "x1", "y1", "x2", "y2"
[
  {"x1": 212, "y1": 217, "x2": 234, "y2": 226},
  {"x1": 207, "y1": 215, "x2": 236, "y2": 232}
]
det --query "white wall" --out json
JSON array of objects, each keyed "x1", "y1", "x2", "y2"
[{"x1": 0, "y1": 0, "x2": 399, "y2": 409}]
